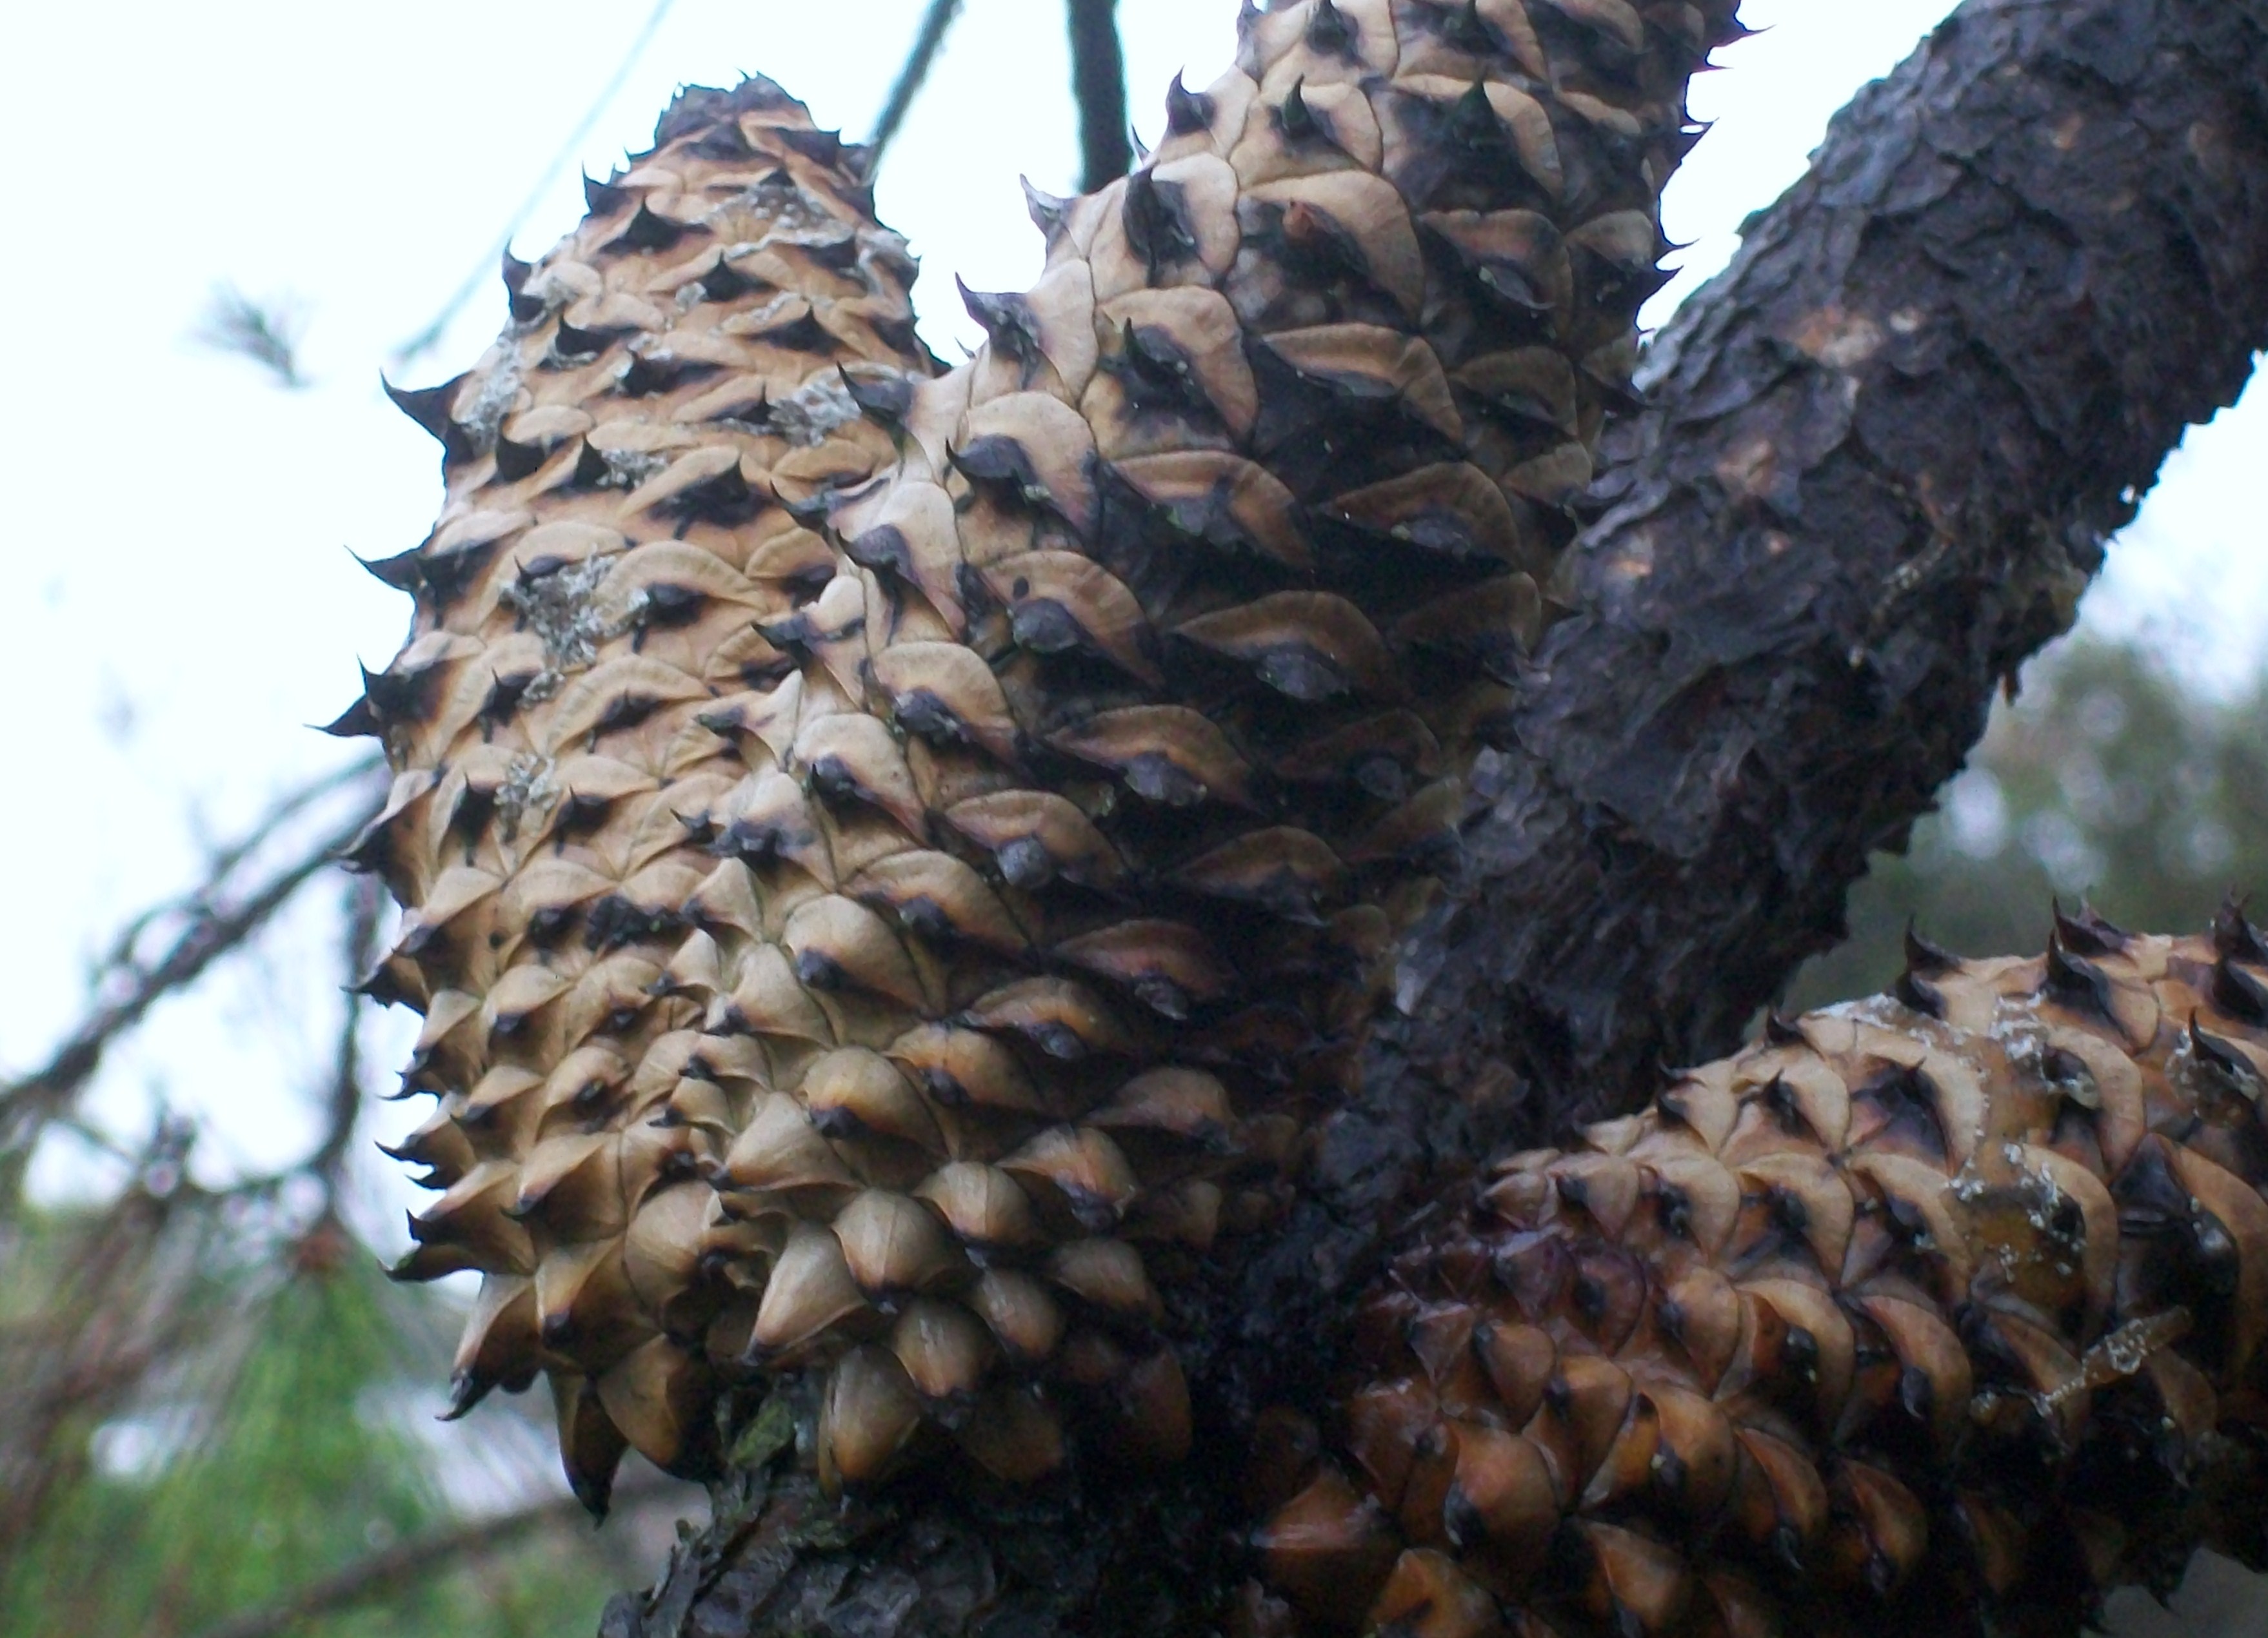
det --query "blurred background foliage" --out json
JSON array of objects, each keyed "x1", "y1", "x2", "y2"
[
  {"x1": 0, "y1": 1113, "x2": 675, "y2": 1638},
  {"x1": 0, "y1": 837, "x2": 695, "y2": 1638},
  {"x1": 1794, "y1": 638, "x2": 2268, "y2": 1011},
  {"x1": 0, "y1": 1198, "x2": 608, "y2": 1633}
]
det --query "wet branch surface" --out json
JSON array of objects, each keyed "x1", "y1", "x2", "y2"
[
  {"x1": 613, "y1": 0, "x2": 2268, "y2": 1631},
  {"x1": 1449, "y1": 0, "x2": 2268, "y2": 1129}
]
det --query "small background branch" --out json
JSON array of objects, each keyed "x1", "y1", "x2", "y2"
[
  {"x1": 865, "y1": 0, "x2": 964, "y2": 172},
  {"x1": 1066, "y1": 0, "x2": 1129, "y2": 192},
  {"x1": 182, "y1": 1477, "x2": 671, "y2": 1638},
  {"x1": 391, "y1": 0, "x2": 683, "y2": 366},
  {"x1": 306, "y1": 874, "x2": 385, "y2": 1201},
  {"x1": 0, "y1": 758, "x2": 385, "y2": 1179}
]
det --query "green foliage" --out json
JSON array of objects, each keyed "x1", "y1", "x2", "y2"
[
  {"x1": 1795, "y1": 640, "x2": 2268, "y2": 1009},
  {"x1": 0, "y1": 1215, "x2": 628, "y2": 1638}
]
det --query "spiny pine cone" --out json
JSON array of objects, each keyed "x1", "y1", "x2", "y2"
[
  {"x1": 348, "y1": 0, "x2": 1742, "y2": 1512},
  {"x1": 1249, "y1": 907, "x2": 2268, "y2": 1638}
]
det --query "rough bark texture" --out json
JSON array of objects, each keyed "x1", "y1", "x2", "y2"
[
  {"x1": 603, "y1": 1, "x2": 2268, "y2": 1633},
  {"x1": 1460, "y1": 0, "x2": 2268, "y2": 1121}
]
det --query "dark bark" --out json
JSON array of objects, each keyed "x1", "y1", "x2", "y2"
[
  {"x1": 1445, "y1": 0, "x2": 2268, "y2": 1133},
  {"x1": 1065, "y1": 0, "x2": 1129, "y2": 192},
  {"x1": 607, "y1": 1, "x2": 2268, "y2": 1632}
]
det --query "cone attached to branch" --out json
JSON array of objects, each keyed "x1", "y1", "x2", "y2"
[{"x1": 355, "y1": 2, "x2": 1741, "y2": 1508}]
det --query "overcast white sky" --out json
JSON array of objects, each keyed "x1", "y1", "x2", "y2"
[{"x1": 4, "y1": 0, "x2": 2262, "y2": 1212}]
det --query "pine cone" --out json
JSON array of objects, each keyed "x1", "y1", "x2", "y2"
[
  {"x1": 350, "y1": 1, "x2": 1744, "y2": 1512},
  {"x1": 1251, "y1": 908, "x2": 2268, "y2": 1637}
]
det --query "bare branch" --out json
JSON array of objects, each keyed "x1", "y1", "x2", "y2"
[
  {"x1": 1066, "y1": 0, "x2": 1129, "y2": 192},
  {"x1": 306, "y1": 873, "x2": 385, "y2": 1198},
  {"x1": 864, "y1": 0, "x2": 963, "y2": 173},
  {"x1": 0, "y1": 758, "x2": 386, "y2": 1169}
]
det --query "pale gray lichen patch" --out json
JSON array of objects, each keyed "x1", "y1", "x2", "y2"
[
  {"x1": 753, "y1": 179, "x2": 852, "y2": 248},
  {"x1": 1952, "y1": 1140, "x2": 2084, "y2": 1283},
  {"x1": 710, "y1": 177, "x2": 853, "y2": 258},
  {"x1": 494, "y1": 751, "x2": 561, "y2": 845},
  {"x1": 2031, "y1": 1308, "x2": 2194, "y2": 1417},
  {"x1": 768, "y1": 374, "x2": 863, "y2": 448},
  {"x1": 594, "y1": 446, "x2": 670, "y2": 489},
  {"x1": 547, "y1": 335, "x2": 604, "y2": 368},
  {"x1": 501, "y1": 556, "x2": 641, "y2": 700},
  {"x1": 457, "y1": 348, "x2": 525, "y2": 453},
  {"x1": 2000, "y1": 997, "x2": 2111, "y2": 1110},
  {"x1": 2004, "y1": 1140, "x2": 2085, "y2": 1276},
  {"x1": 856, "y1": 228, "x2": 919, "y2": 294},
  {"x1": 1948, "y1": 1151, "x2": 1991, "y2": 1206},
  {"x1": 737, "y1": 291, "x2": 804, "y2": 332}
]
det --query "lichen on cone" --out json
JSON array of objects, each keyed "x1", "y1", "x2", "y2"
[
  {"x1": 346, "y1": 0, "x2": 1747, "y2": 1514},
  {"x1": 1249, "y1": 907, "x2": 2268, "y2": 1637}
]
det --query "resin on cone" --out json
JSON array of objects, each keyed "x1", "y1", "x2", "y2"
[{"x1": 351, "y1": 0, "x2": 1744, "y2": 1510}]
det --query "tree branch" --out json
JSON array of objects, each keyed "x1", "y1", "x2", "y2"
[
  {"x1": 306, "y1": 873, "x2": 385, "y2": 1199},
  {"x1": 0, "y1": 1125, "x2": 204, "y2": 1559},
  {"x1": 1065, "y1": 0, "x2": 1129, "y2": 192},
  {"x1": 1400, "y1": 0, "x2": 2268, "y2": 1133},
  {"x1": 390, "y1": 0, "x2": 686, "y2": 366}
]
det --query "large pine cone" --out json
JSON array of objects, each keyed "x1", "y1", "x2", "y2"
[
  {"x1": 1251, "y1": 909, "x2": 2268, "y2": 1637},
  {"x1": 349, "y1": 1, "x2": 1742, "y2": 1512}
]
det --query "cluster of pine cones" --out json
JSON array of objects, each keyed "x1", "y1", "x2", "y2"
[{"x1": 339, "y1": 2, "x2": 2268, "y2": 1632}]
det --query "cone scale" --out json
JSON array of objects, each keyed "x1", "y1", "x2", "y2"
[{"x1": 353, "y1": 5, "x2": 1743, "y2": 1507}]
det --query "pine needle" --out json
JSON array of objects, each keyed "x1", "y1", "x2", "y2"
[{"x1": 191, "y1": 284, "x2": 309, "y2": 390}]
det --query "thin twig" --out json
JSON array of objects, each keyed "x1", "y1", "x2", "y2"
[
  {"x1": 306, "y1": 874, "x2": 385, "y2": 1199},
  {"x1": 181, "y1": 1478, "x2": 675, "y2": 1638},
  {"x1": 0, "y1": 759, "x2": 386, "y2": 1163},
  {"x1": 1066, "y1": 0, "x2": 1131, "y2": 192},
  {"x1": 392, "y1": 0, "x2": 684, "y2": 367},
  {"x1": 95, "y1": 765, "x2": 357, "y2": 980},
  {"x1": 865, "y1": 0, "x2": 965, "y2": 172}
]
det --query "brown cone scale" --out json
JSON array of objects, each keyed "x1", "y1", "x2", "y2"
[
  {"x1": 353, "y1": 3, "x2": 1744, "y2": 1509},
  {"x1": 1255, "y1": 913, "x2": 2268, "y2": 1637}
]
